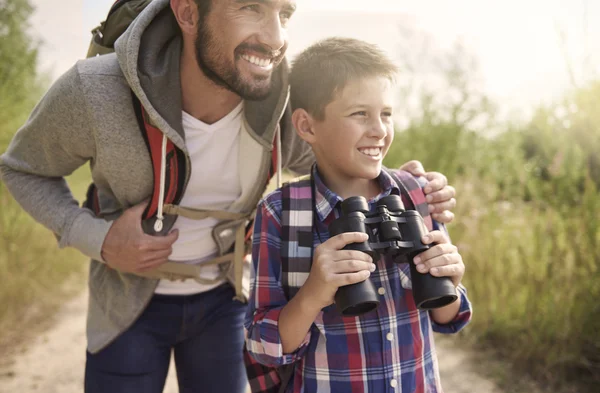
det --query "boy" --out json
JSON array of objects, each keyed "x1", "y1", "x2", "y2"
[{"x1": 245, "y1": 37, "x2": 472, "y2": 393}]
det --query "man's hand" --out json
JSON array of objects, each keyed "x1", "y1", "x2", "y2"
[
  {"x1": 301, "y1": 232, "x2": 375, "y2": 310},
  {"x1": 399, "y1": 160, "x2": 457, "y2": 224},
  {"x1": 412, "y1": 230, "x2": 464, "y2": 287},
  {"x1": 100, "y1": 201, "x2": 179, "y2": 273}
]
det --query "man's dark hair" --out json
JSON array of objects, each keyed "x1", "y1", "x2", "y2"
[{"x1": 290, "y1": 37, "x2": 398, "y2": 120}]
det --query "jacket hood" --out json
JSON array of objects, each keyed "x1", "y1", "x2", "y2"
[{"x1": 114, "y1": 0, "x2": 290, "y2": 152}]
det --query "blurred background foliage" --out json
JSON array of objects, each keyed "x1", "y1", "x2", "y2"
[
  {"x1": 385, "y1": 34, "x2": 600, "y2": 393},
  {"x1": 0, "y1": 0, "x2": 90, "y2": 352}
]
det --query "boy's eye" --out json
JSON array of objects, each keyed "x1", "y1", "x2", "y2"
[
  {"x1": 382, "y1": 112, "x2": 393, "y2": 118},
  {"x1": 352, "y1": 111, "x2": 367, "y2": 116}
]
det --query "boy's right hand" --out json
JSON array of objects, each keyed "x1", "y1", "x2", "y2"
[{"x1": 301, "y1": 232, "x2": 375, "y2": 311}]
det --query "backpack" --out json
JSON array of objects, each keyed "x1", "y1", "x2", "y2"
[
  {"x1": 86, "y1": 0, "x2": 153, "y2": 58},
  {"x1": 244, "y1": 168, "x2": 434, "y2": 393}
]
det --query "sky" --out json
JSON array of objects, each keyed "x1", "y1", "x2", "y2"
[{"x1": 30, "y1": 0, "x2": 600, "y2": 120}]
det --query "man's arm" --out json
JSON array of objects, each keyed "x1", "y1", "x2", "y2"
[{"x1": 0, "y1": 64, "x2": 112, "y2": 261}]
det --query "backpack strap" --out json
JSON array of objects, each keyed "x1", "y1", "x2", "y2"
[
  {"x1": 245, "y1": 175, "x2": 311, "y2": 393},
  {"x1": 131, "y1": 91, "x2": 186, "y2": 225},
  {"x1": 385, "y1": 168, "x2": 434, "y2": 231}
]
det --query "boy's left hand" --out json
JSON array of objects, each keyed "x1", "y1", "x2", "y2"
[
  {"x1": 412, "y1": 230, "x2": 464, "y2": 287},
  {"x1": 399, "y1": 160, "x2": 456, "y2": 224}
]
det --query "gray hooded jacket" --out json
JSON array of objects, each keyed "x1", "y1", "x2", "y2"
[{"x1": 0, "y1": 0, "x2": 314, "y2": 353}]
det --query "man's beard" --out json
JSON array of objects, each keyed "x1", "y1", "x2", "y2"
[{"x1": 194, "y1": 24, "x2": 285, "y2": 101}]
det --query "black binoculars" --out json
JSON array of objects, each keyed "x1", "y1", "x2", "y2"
[{"x1": 328, "y1": 194, "x2": 458, "y2": 316}]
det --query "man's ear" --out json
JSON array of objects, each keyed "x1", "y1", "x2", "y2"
[
  {"x1": 292, "y1": 109, "x2": 317, "y2": 144},
  {"x1": 171, "y1": 0, "x2": 199, "y2": 36}
]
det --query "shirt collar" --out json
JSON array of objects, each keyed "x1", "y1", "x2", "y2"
[{"x1": 311, "y1": 164, "x2": 400, "y2": 222}]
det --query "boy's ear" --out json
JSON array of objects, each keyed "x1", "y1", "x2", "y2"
[{"x1": 292, "y1": 108, "x2": 317, "y2": 144}]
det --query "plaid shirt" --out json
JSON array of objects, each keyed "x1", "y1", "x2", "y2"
[{"x1": 245, "y1": 167, "x2": 472, "y2": 393}]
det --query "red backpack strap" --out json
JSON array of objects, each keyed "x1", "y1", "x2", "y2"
[
  {"x1": 130, "y1": 91, "x2": 184, "y2": 221},
  {"x1": 82, "y1": 93, "x2": 185, "y2": 222},
  {"x1": 386, "y1": 169, "x2": 434, "y2": 231}
]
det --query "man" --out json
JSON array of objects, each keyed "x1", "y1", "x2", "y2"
[{"x1": 0, "y1": 0, "x2": 457, "y2": 392}]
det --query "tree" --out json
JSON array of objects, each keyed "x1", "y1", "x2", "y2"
[{"x1": 0, "y1": 0, "x2": 44, "y2": 148}]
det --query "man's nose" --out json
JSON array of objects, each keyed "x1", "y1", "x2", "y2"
[{"x1": 259, "y1": 13, "x2": 286, "y2": 52}]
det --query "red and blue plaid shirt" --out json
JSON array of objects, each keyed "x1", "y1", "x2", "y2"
[{"x1": 245, "y1": 167, "x2": 472, "y2": 393}]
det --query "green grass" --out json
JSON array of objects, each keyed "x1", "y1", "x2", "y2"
[
  {"x1": 0, "y1": 166, "x2": 92, "y2": 352},
  {"x1": 384, "y1": 120, "x2": 600, "y2": 392},
  {"x1": 447, "y1": 176, "x2": 600, "y2": 392}
]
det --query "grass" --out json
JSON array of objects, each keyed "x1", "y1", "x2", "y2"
[
  {"x1": 0, "y1": 166, "x2": 92, "y2": 354},
  {"x1": 448, "y1": 175, "x2": 600, "y2": 392},
  {"x1": 385, "y1": 120, "x2": 600, "y2": 393}
]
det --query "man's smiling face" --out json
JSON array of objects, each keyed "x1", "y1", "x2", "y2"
[{"x1": 195, "y1": 0, "x2": 296, "y2": 100}]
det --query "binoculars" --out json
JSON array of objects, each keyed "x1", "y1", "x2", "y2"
[{"x1": 328, "y1": 194, "x2": 458, "y2": 316}]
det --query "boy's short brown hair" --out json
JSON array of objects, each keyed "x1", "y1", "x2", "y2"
[{"x1": 289, "y1": 37, "x2": 398, "y2": 120}]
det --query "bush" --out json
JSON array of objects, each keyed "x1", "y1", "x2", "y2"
[{"x1": 384, "y1": 80, "x2": 600, "y2": 391}]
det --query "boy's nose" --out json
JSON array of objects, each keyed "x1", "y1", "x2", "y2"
[{"x1": 369, "y1": 117, "x2": 388, "y2": 138}]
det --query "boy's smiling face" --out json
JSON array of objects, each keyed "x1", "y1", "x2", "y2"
[{"x1": 308, "y1": 76, "x2": 395, "y2": 184}]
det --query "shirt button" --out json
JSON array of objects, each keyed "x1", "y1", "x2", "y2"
[
  {"x1": 390, "y1": 379, "x2": 398, "y2": 388},
  {"x1": 378, "y1": 287, "x2": 386, "y2": 295},
  {"x1": 386, "y1": 333, "x2": 394, "y2": 341}
]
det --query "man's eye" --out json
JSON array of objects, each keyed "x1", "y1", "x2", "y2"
[
  {"x1": 241, "y1": 4, "x2": 260, "y2": 12},
  {"x1": 280, "y1": 11, "x2": 293, "y2": 24}
]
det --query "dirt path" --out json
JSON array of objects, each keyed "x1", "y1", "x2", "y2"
[{"x1": 0, "y1": 292, "x2": 501, "y2": 393}]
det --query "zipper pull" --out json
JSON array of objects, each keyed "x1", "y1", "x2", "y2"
[{"x1": 154, "y1": 218, "x2": 164, "y2": 233}]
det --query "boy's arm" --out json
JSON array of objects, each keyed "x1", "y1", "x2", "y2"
[
  {"x1": 424, "y1": 219, "x2": 473, "y2": 332},
  {"x1": 412, "y1": 175, "x2": 473, "y2": 332},
  {"x1": 244, "y1": 196, "x2": 314, "y2": 367},
  {"x1": 0, "y1": 64, "x2": 112, "y2": 262}
]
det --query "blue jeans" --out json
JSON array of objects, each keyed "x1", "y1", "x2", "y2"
[{"x1": 85, "y1": 283, "x2": 248, "y2": 393}]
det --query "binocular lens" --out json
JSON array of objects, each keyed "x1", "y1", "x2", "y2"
[
  {"x1": 377, "y1": 195, "x2": 404, "y2": 212},
  {"x1": 341, "y1": 196, "x2": 370, "y2": 214}
]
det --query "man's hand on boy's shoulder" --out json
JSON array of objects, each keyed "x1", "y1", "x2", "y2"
[{"x1": 399, "y1": 160, "x2": 457, "y2": 224}]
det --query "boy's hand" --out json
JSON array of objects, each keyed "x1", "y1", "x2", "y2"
[
  {"x1": 399, "y1": 160, "x2": 457, "y2": 224},
  {"x1": 412, "y1": 230, "x2": 464, "y2": 287},
  {"x1": 301, "y1": 232, "x2": 375, "y2": 310}
]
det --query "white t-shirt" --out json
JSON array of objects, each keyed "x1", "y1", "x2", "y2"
[{"x1": 154, "y1": 102, "x2": 244, "y2": 295}]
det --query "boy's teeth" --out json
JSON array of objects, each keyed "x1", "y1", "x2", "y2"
[{"x1": 359, "y1": 148, "x2": 381, "y2": 157}]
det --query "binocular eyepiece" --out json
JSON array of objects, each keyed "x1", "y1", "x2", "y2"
[{"x1": 328, "y1": 194, "x2": 458, "y2": 316}]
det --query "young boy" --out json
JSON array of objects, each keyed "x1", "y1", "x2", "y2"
[{"x1": 244, "y1": 37, "x2": 472, "y2": 393}]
